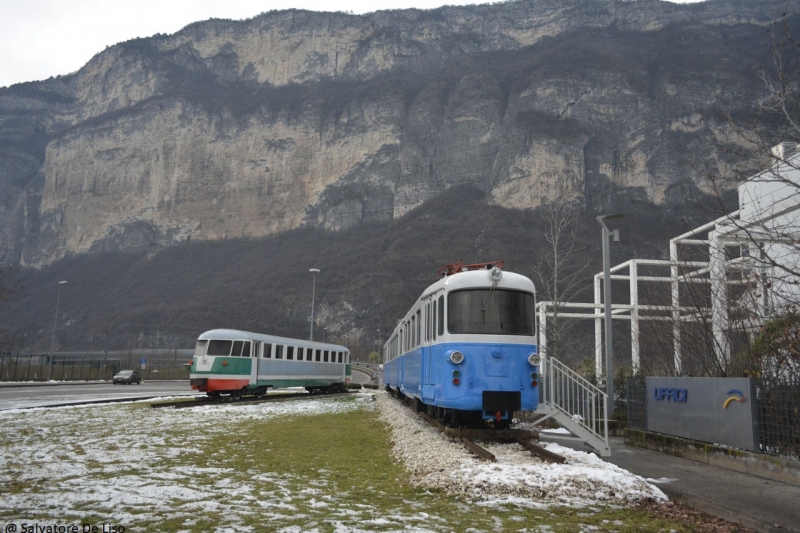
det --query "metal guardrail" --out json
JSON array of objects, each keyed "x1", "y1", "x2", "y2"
[{"x1": 539, "y1": 356, "x2": 609, "y2": 454}]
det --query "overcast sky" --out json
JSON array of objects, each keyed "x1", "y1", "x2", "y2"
[{"x1": 0, "y1": 0, "x2": 705, "y2": 89}]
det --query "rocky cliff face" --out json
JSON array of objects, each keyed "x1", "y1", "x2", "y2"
[{"x1": 1, "y1": 0, "x2": 796, "y2": 267}]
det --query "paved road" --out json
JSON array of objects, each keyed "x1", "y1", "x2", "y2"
[
  {"x1": 351, "y1": 366, "x2": 375, "y2": 385},
  {"x1": 0, "y1": 381, "x2": 197, "y2": 410},
  {"x1": 543, "y1": 434, "x2": 800, "y2": 533},
  {"x1": 0, "y1": 369, "x2": 373, "y2": 410}
]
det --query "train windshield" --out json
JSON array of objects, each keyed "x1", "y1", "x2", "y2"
[
  {"x1": 207, "y1": 340, "x2": 233, "y2": 356},
  {"x1": 194, "y1": 340, "x2": 208, "y2": 355},
  {"x1": 448, "y1": 289, "x2": 534, "y2": 335}
]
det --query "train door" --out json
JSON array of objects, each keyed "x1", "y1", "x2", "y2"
[
  {"x1": 422, "y1": 297, "x2": 435, "y2": 402},
  {"x1": 248, "y1": 342, "x2": 258, "y2": 385}
]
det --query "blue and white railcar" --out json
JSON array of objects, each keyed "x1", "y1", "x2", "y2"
[{"x1": 383, "y1": 262, "x2": 540, "y2": 427}]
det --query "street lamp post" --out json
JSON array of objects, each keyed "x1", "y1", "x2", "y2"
[
  {"x1": 309, "y1": 268, "x2": 320, "y2": 341},
  {"x1": 596, "y1": 214, "x2": 627, "y2": 420},
  {"x1": 48, "y1": 280, "x2": 67, "y2": 380},
  {"x1": 375, "y1": 328, "x2": 382, "y2": 364}
]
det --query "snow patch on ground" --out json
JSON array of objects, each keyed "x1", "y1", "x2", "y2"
[
  {"x1": 0, "y1": 395, "x2": 371, "y2": 526},
  {"x1": 1, "y1": 390, "x2": 666, "y2": 531},
  {"x1": 375, "y1": 392, "x2": 666, "y2": 507}
]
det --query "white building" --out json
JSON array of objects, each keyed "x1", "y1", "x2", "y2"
[{"x1": 537, "y1": 143, "x2": 800, "y2": 377}]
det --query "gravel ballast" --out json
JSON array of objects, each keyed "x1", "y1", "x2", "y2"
[{"x1": 374, "y1": 391, "x2": 667, "y2": 508}]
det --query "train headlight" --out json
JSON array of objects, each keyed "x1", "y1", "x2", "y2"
[
  {"x1": 449, "y1": 351, "x2": 464, "y2": 364},
  {"x1": 527, "y1": 353, "x2": 540, "y2": 366},
  {"x1": 489, "y1": 266, "x2": 503, "y2": 282}
]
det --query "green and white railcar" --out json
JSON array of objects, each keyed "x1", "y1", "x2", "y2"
[{"x1": 189, "y1": 329, "x2": 352, "y2": 399}]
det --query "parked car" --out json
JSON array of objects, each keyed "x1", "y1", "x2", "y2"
[{"x1": 112, "y1": 370, "x2": 142, "y2": 385}]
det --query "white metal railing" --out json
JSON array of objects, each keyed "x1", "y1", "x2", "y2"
[{"x1": 539, "y1": 356, "x2": 609, "y2": 453}]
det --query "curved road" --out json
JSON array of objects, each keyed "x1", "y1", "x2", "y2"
[
  {"x1": 0, "y1": 381, "x2": 197, "y2": 411},
  {"x1": 0, "y1": 367, "x2": 375, "y2": 411}
]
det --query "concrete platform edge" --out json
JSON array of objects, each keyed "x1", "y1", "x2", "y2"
[{"x1": 625, "y1": 427, "x2": 800, "y2": 488}]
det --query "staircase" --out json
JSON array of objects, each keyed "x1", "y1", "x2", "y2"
[{"x1": 529, "y1": 356, "x2": 611, "y2": 457}]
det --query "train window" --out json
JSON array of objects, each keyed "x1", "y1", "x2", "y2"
[
  {"x1": 416, "y1": 310, "x2": 421, "y2": 346},
  {"x1": 276, "y1": 345, "x2": 284, "y2": 359},
  {"x1": 243, "y1": 341, "x2": 252, "y2": 357},
  {"x1": 315, "y1": 349, "x2": 321, "y2": 361},
  {"x1": 448, "y1": 289, "x2": 535, "y2": 335},
  {"x1": 338, "y1": 352, "x2": 342, "y2": 363},
  {"x1": 207, "y1": 340, "x2": 232, "y2": 356},
  {"x1": 324, "y1": 350, "x2": 329, "y2": 362},
  {"x1": 297, "y1": 347, "x2": 304, "y2": 361},
  {"x1": 194, "y1": 340, "x2": 208, "y2": 355},
  {"x1": 232, "y1": 340, "x2": 244, "y2": 357},
  {"x1": 263, "y1": 343, "x2": 272, "y2": 358},
  {"x1": 438, "y1": 295, "x2": 444, "y2": 336},
  {"x1": 432, "y1": 300, "x2": 437, "y2": 341},
  {"x1": 306, "y1": 348, "x2": 313, "y2": 361},
  {"x1": 426, "y1": 303, "x2": 430, "y2": 342},
  {"x1": 287, "y1": 346, "x2": 294, "y2": 360}
]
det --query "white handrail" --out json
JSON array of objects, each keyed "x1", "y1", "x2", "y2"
[{"x1": 539, "y1": 356, "x2": 609, "y2": 451}]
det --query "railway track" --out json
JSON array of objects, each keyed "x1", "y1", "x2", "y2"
[
  {"x1": 150, "y1": 389, "x2": 354, "y2": 409},
  {"x1": 394, "y1": 394, "x2": 566, "y2": 464}
]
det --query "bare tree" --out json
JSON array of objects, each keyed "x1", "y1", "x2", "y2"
[
  {"x1": 634, "y1": 16, "x2": 800, "y2": 381},
  {"x1": 710, "y1": 16, "x2": 800, "y2": 273},
  {"x1": 531, "y1": 201, "x2": 593, "y2": 361},
  {"x1": 706, "y1": 17, "x2": 800, "y2": 380}
]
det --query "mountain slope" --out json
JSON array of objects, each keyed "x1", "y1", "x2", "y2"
[{"x1": 0, "y1": 0, "x2": 796, "y2": 268}]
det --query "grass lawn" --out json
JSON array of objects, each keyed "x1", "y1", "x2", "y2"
[{"x1": 0, "y1": 394, "x2": 699, "y2": 532}]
